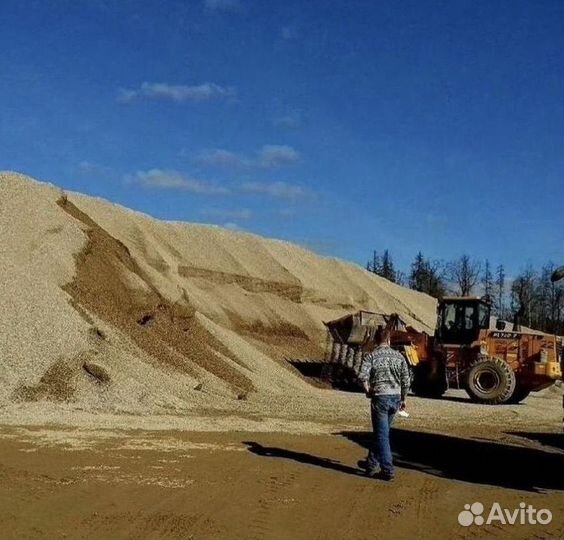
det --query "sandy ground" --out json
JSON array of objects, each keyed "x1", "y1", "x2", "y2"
[{"x1": 1, "y1": 389, "x2": 562, "y2": 540}]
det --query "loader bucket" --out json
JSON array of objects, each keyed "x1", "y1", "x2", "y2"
[{"x1": 324, "y1": 311, "x2": 388, "y2": 345}]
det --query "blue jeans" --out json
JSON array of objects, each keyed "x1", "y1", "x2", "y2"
[{"x1": 367, "y1": 394, "x2": 401, "y2": 476}]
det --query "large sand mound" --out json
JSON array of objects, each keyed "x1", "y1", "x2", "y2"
[{"x1": 0, "y1": 172, "x2": 437, "y2": 414}]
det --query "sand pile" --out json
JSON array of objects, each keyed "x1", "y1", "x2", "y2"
[{"x1": 0, "y1": 172, "x2": 437, "y2": 415}]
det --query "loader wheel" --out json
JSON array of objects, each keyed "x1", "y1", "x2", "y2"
[
  {"x1": 412, "y1": 362, "x2": 447, "y2": 398},
  {"x1": 465, "y1": 357, "x2": 516, "y2": 404},
  {"x1": 507, "y1": 383, "x2": 531, "y2": 404}
]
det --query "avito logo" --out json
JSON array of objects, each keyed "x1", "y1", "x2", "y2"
[{"x1": 458, "y1": 502, "x2": 552, "y2": 527}]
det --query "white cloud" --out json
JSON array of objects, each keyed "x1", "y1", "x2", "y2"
[
  {"x1": 223, "y1": 222, "x2": 243, "y2": 230},
  {"x1": 128, "y1": 169, "x2": 229, "y2": 195},
  {"x1": 116, "y1": 88, "x2": 138, "y2": 103},
  {"x1": 204, "y1": 0, "x2": 241, "y2": 12},
  {"x1": 201, "y1": 208, "x2": 253, "y2": 220},
  {"x1": 273, "y1": 112, "x2": 301, "y2": 128},
  {"x1": 77, "y1": 160, "x2": 96, "y2": 172},
  {"x1": 240, "y1": 181, "x2": 306, "y2": 199},
  {"x1": 258, "y1": 145, "x2": 300, "y2": 167},
  {"x1": 195, "y1": 148, "x2": 250, "y2": 168},
  {"x1": 76, "y1": 161, "x2": 113, "y2": 176},
  {"x1": 194, "y1": 144, "x2": 300, "y2": 169},
  {"x1": 118, "y1": 82, "x2": 235, "y2": 104}
]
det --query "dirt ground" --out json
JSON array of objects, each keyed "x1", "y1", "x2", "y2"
[{"x1": 1, "y1": 389, "x2": 563, "y2": 540}]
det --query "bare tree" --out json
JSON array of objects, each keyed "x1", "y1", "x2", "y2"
[
  {"x1": 482, "y1": 259, "x2": 493, "y2": 300},
  {"x1": 505, "y1": 263, "x2": 564, "y2": 334},
  {"x1": 510, "y1": 265, "x2": 537, "y2": 328},
  {"x1": 495, "y1": 264, "x2": 505, "y2": 317},
  {"x1": 395, "y1": 270, "x2": 407, "y2": 287},
  {"x1": 448, "y1": 255, "x2": 481, "y2": 296},
  {"x1": 538, "y1": 263, "x2": 564, "y2": 334}
]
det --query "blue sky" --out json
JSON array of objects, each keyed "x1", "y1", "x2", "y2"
[{"x1": 1, "y1": 0, "x2": 563, "y2": 275}]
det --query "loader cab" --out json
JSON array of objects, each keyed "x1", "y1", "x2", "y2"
[{"x1": 436, "y1": 297, "x2": 491, "y2": 345}]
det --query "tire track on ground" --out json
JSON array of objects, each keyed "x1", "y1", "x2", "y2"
[
  {"x1": 415, "y1": 477, "x2": 441, "y2": 538},
  {"x1": 247, "y1": 470, "x2": 298, "y2": 540}
]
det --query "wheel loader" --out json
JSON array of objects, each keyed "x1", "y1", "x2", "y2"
[{"x1": 324, "y1": 297, "x2": 562, "y2": 404}]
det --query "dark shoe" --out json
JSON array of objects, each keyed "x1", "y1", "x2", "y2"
[
  {"x1": 357, "y1": 459, "x2": 380, "y2": 473},
  {"x1": 376, "y1": 471, "x2": 394, "y2": 481},
  {"x1": 365, "y1": 467, "x2": 382, "y2": 478}
]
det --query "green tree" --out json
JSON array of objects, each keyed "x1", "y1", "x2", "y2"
[
  {"x1": 366, "y1": 249, "x2": 399, "y2": 283},
  {"x1": 409, "y1": 252, "x2": 445, "y2": 298},
  {"x1": 409, "y1": 252, "x2": 427, "y2": 291},
  {"x1": 366, "y1": 250, "x2": 382, "y2": 275},
  {"x1": 380, "y1": 250, "x2": 397, "y2": 283}
]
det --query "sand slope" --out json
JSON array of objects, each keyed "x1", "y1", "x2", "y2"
[{"x1": 0, "y1": 172, "x2": 436, "y2": 413}]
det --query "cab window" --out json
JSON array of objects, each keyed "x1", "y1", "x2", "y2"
[
  {"x1": 478, "y1": 302, "x2": 490, "y2": 328},
  {"x1": 463, "y1": 305, "x2": 475, "y2": 330},
  {"x1": 443, "y1": 303, "x2": 456, "y2": 330},
  {"x1": 439, "y1": 301, "x2": 482, "y2": 344}
]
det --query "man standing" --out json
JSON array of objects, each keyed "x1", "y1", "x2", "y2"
[{"x1": 357, "y1": 326, "x2": 410, "y2": 480}]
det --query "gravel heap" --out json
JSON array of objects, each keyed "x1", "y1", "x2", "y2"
[{"x1": 0, "y1": 172, "x2": 437, "y2": 417}]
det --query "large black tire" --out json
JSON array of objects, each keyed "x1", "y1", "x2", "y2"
[
  {"x1": 412, "y1": 362, "x2": 448, "y2": 398},
  {"x1": 507, "y1": 383, "x2": 531, "y2": 404},
  {"x1": 465, "y1": 356, "x2": 516, "y2": 404}
]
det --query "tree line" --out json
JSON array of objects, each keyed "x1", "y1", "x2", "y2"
[{"x1": 366, "y1": 250, "x2": 564, "y2": 335}]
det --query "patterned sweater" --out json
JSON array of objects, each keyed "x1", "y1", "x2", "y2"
[{"x1": 358, "y1": 344, "x2": 410, "y2": 399}]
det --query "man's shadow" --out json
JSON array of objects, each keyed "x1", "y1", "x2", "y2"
[
  {"x1": 341, "y1": 429, "x2": 564, "y2": 492},
  {"x1": 243, "y1": 441, "x2": 362, "y2": 477},
  {"x1": 244, "y1": 428, "x2": 564, "y2": 492}
]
